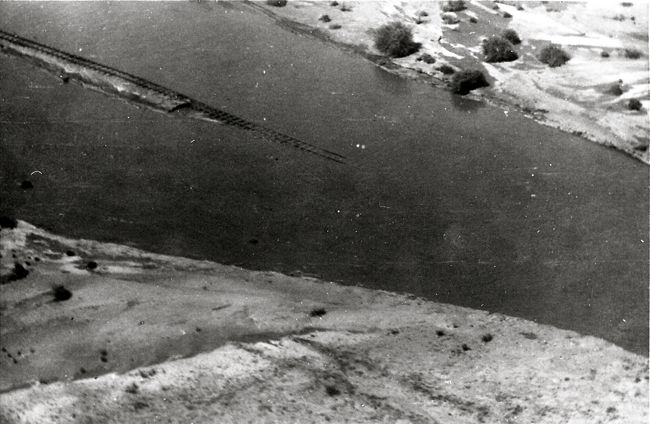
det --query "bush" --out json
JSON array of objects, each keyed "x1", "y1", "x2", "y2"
[
  {"x1": 624, "y1": 48, "x2": 642, "y2": 59},
  {"x1": 606, "y1": 83, "x2": 623, "y2": 96},
  {"x1": 483, "y1": 36, "x2": 518, "y2": 62},
  {"x1": 517, "y1": 5, "x2": 525, "y2": 10},
  {"x1": 621, "y1": 2, "x2": 633, "y2": 6},
  {"x1": 441, "y1": 1, "x2": 466, "y2": 12},
  {"x1": 340, "y1": 3, "x2": 352, "y2": 12},
  {"x1": 601, "y1": 50, "x2": 610, "y2": 58},
  {"x1": 493, "y1": 4, "x2": 500, "y2": 10},
  {"x1": 452, "y1": 70, "x2": 489, "y2": 95},
  {"x1": 416, "y1": 53, "x2": 436, "y2": 64},
  {"x1": 374, "y1": 22, "x2": 421, "y2": 57},
  {"x1": 330, "y1": 1, "x2": 338, "y2": 5},
  {"x1": 441, "y1": 13, "x2": 460, "y2": 24},
  {"x1": 501, "y1": 29, "x2": 521, "y2": 45},
  {"x1": 438, "y1": 64, "x2": 456, "y2": 74},
  {"x1": 329, "y1": 24, "x2": 342, "y2": 30},
  {"x1": 538, "y1": 44, "x2": 570, "y2": 67},
  {"x1": 503, "y1": 12, "x2": 512, "y2": 18},
  {"x1": 469, "y1": 16, "x2": 478, "y2": 23},
  {"x1": 319, "y1": 14, "x2": 331, "y2": 23},
  {"x1": 266, "y1": 0, "x2": 287, "y2": 6},
  {"x1": 628, "y1": 98, "x2": 642, "y2": 110}
]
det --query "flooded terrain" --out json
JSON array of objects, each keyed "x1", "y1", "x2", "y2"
[{"x1": 0, "y1": 1, "x2": 647, "y2": 355}]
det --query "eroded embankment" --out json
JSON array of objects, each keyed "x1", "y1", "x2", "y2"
[
  {"x1": 0, "y1": 220, "x2": 648, "y2": 423},
  {"x1": 0, "y1": 29, "x2": 345, "y2": 164}
]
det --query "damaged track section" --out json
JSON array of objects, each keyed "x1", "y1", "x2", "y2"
[{"x1": 0, "y1": 29, "x2": 346, "y2": 164}]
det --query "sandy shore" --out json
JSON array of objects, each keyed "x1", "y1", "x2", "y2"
[
  {"x1": 253, "y1": 0, "x2": 649, "y2": 164},
  {"x1": 0, "y1": 220, "x2": 647, "y2": 423}
]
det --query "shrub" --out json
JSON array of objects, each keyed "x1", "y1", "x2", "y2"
[
  {"x1": 482, "y1": 36, "x2": 518, "y2": 62},
  {"x1": 417, "y1": 10, "x2": 429, "y2": 17},
  {"x1": 0, "y1": 216, "x2": 18, "y2": 229},
  {"x1": 374, "y1": 22, "x2": 421, "y2": 57},
  {"x1": 503, "y1": 12, "x2": 512, "y2": 18},
  {"x1": 501, "y1": 29, "x2": 521, "y2": 45},
  {"x1": 469, "y1": 16, "x2": 478, "y2": 23},
  {"x1": 621, "y1": 2, "x2": 633, "y2": 6},
  {"x1": 606, "y1": 83, "x2": 623, "y2": 96},
  {"x1": 442, "y1": 13, "x2": 460, "y2": 24},
  {"x1": 441, "y1": 1, "x2": 466, "y2": 12},
  {"x1": 340, "y1": 3, "x2": 352, "y2": 12},
  {"x1": 493, "y1": 4, "x2": 500, "y2": 10},
  {"x1": 628, "y1": 98, "x2": 642, "y2": 110},
  {"x1": 417, "y1": 53, "x2": 436, "y2": 64},
  {"x1": 329, "y1": 23, "x2": 342, "y2": 30},
  {"x1": 451, "y1": 70, "x2": 489, "y2": 94},
  {"x1": 266, "y1": 0, "x2": 287, "y2": 6},
  {"x1": 319, "y1": 14, "x2": 331, "y2": 23},
  {"x1": 624, "y1": 48, "x2": 642, "y2": 59},
  {"x1": 330, "y1": 1, "x2": 338, "y2": 5},
  {"x1": 52, "y1": 284, "x2": 72, "y2": 301},
  {"x1": 538, "y1": 44, "x2": 570, "y2": 67},
  {"x1": 601, "y1": 50, "x2": 610, "y2": 58},
  {"x1": 517, "y1": 4, "x2": 525, "y2": 10},
  {"x1": 438, "y1": 64, "x2": 456, "y2": 74}
]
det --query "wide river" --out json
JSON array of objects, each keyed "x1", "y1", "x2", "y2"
[{"x1": 1, "y1": 2, "x2": 647, "y2": 354}]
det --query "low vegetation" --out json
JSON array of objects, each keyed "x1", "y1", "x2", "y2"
[
  {"x1": 438, "y1": 64, "x2": 456, "y2": 74},
  {"x1": 503, "y1": 12, "x2": 512, "y2": 18},
  {"x1": 482, "y1": 36, "x2": 518, "y2": 62},
  {"x1": 601, "y1": 50, "x2": 610, "y2": 58},
  {"x1": 501, "y1": 29, "x2": 521, "y2": 45},
  {"x1": 319, "y1": 14, "x2": 331, "y2": 23},
  {"x1": 374, "y1": 22, "x2": 421, "y2": 57},
  {"x1": 266, "y1": 0, "x2": 287, "y2": 6},
  {"x1": 538, "y1": 44, "x2": 570, "y2": 67},
  {"x1": 451, "y1": 69, "x2": 489, "y2": 95},
  {"x1": 627, "y1": 99, "x2": 642, "y2": 111},
  {"x1": 441, "y1": 1, "x2": 466, "y2": 12},
  {"x1": 416, "y1": 53, "x2": 436, "y2": 64},
  {"x1": 606, "y1": 82, "x2": 624, "y2": 96},
  {"x1": 469, "y1": 16, "x2": 478, "y2": 23},
  {"x1": 624, "y1": 48, "x2": 642, "y2": 59},
  {"x1": 441, "y1": 13, "x2": 460, "y2": 25}
]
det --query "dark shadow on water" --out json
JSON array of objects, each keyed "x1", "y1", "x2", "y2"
[{"x1": 450, "y1": 94, "x2": 486, "y2": 113}]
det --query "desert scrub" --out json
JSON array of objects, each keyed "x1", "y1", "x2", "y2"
[
  {"x1": 627, "y1": 98, "x2": 642, "y2": 111},
  {"x1": 319, "y1": 14, "x2": 331, "y2": 23},
  {"x1": 501, "y1": 29, "x2": 521, "y2": 45},
  {"x1": 438, "y1": 64, "x2": 456, "y2": 74},
  {"x1": 469, "y1": 16, "x2": 478, "y2": 23},
  {"x1": 416, "y1": 53, "x2": 436, "y2": 64},
  {"x1": 482, "y1": 36, "x2": 518, "y2": 62},
  {"x1": 624, "y1": 48, "x2": 642, "y2": 59},
  {"x1": 374, "y1": 22, "x2": 421, "y2": 57},
  {"x1": 601, "y1": 50, "x2": 610, "y2": 58},
  {"x1": 441, "y1": 1, "x2": 466, "y2": 12},
  {"x1": 538, "y1": 44, "x2": 570, "y2": 67},
  {"x1": 441, "y1": 13, "x2": 460, "y2": 24},
  {"x1": 451, "y1": 70, "x2": 489, "y2": 95},
  {"x1": 329, "y1": 24, "x2": 342, "y2": 30},
  {"x1": 503, "y1": 12, "x2": 512, "y2": 18},
  {"x1": 266, "y1": 0, "x2": 287, "y2": 6},
  {"x1": 606, "y1": 82, "x2": 624, "y2": 96}
]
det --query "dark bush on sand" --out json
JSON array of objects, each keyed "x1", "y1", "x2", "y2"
[
  {"x1": 501, "y1": 29, "x2": 521, "y2": 45},
  {"x1": 438, "y1": 64, "x2": 456, "y2": 74},
  {"x1": 266, "y1": 0, "x2": 287, "y2": 6},
  {"x1": 482, "y1": 36, "x2": 518, "y2": 62},
  {"x1": 601, "y1": 50, "x2": 610, "y2": 58},
  {"x1": 628, "y1": 98, "x2": 642, "y2": 111},
  {"x1": 374, "y1": 22, "x2": 421, "y2": 57},
  {"x1": 451, "y1": 70, "x2": 489, "y2": 95},
  {"x1": 539, "y1": 44, "x2": 570, "y2": 67},
  {"x1": 624, "y1": 48, "x2": 642, "y2": 59},
  {"x1": 606, "y1": 82, "x2": 624, "y2": 96},
  {"x1": 441, "y1": 1, "x2": 466, "y2": 12}
]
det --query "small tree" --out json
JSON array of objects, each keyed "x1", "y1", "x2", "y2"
[
  {"x1": 501, "y1": 29, "x2": 521, "y2": 45},
  {"x1": 374, "y1": 22, "x2": 421, "y2": 57},
  {"x1": 452, "y1": 70, "x2": 489, "y2": 95},
  {"x1": 483, "y1": 36, "x2": 518, "y2": 62},
  {"x1": 441, "y1": 1, "x2": 466, "y2": 12},
  {"x1": 624, "y1": 48, "x2": 642, "y2": 59},
  {"x1": 539, "y1": 44, "x2": 570, "y2": 67}
]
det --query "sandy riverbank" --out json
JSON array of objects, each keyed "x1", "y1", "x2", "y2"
[
  {"x1": 254, "y1": 0, "x2": 649, "y2": 164},
  {"x1": 0, "y1": 220, "x2": 647, "y2": 422}
]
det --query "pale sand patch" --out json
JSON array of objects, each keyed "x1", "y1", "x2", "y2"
[{"x1": 0, "y1": 221, "x2": 647, "y2": 423}]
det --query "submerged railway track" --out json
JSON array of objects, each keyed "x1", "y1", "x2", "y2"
[{"x1": 0, "y1": 29, "x2": 346, "y2": 164}]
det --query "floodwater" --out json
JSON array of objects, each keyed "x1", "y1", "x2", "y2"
[{"x1": 0, "y1": 2, "x2": 647, "y2": 354}]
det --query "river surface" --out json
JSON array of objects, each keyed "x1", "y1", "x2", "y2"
[{"x1": 1, "y1": 2, "x2": 647, "y2": 354}]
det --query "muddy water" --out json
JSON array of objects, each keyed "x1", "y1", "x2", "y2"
[{"x1": 0, "y1": 2, "x2": 647, "y2": 354}]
